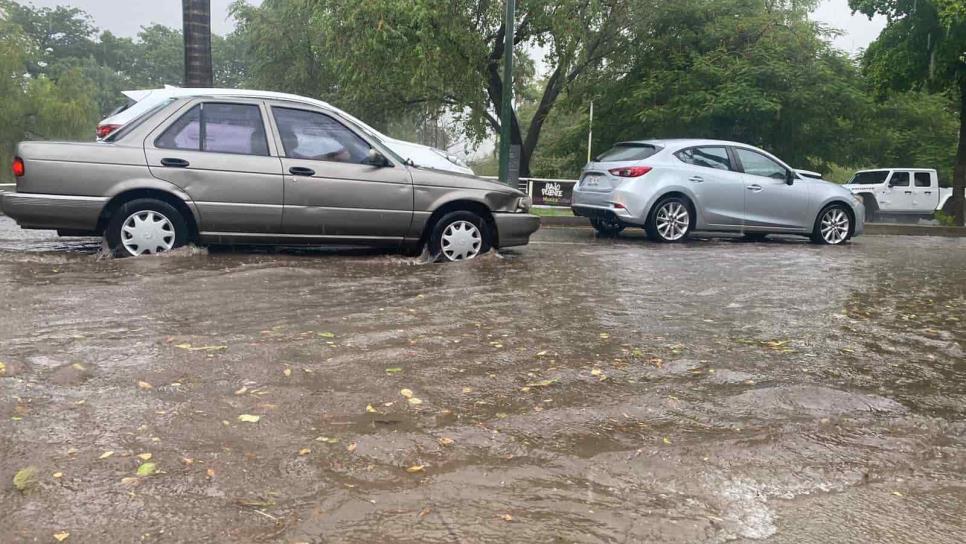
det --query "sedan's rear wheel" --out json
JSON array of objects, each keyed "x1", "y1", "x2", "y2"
[
  {"x1": 646, "y1": 197, "x2": 693, "y2": 243},
  {"x1": 106, "y1": 198, "x2": 189, "y2": 257},
  {"x1": 811, "y1": 204, "x2": 852, "y2": 245},
  {"x1": 429, "y1": 210, "x2": 491, "y2": 262}
]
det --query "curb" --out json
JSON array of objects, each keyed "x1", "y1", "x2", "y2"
[{"x1": 539, "y1": 215, "x2": 966, "y2": 237}]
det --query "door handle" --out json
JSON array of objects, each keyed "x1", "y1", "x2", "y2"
[
  {"x1": 160, "y1": 158, "x2": 189, "y2": 168},
  {"x1": 289, "y1": 166, "x2": 315, "y2": 176},
  {"x1": 746, "y1": 184, "x2": 763, "y2": 192},
  {"x1": 689, "y1": 176, "x2": 704, "y2": 183},
  {"x1": 904, "y1": 191, "x2": 913, "y2": 194},
  {"x1": 924, "y1": 191, "x2": 932, "y2": 194}
]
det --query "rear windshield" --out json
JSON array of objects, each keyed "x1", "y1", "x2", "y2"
[
  {"x1": 595, "y1": 143, "x2": 660, "y2": 162},
  {"x1": 848, "y1": 171, "x2": 889, "y2": 185},
  {"x1": 103, "y1": 98, "x2": 175, "y2": 142}
]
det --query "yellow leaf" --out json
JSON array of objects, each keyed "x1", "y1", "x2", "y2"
[
  {"x1": 438, "y1": 437, "x2": 454, "y2": 446},
  {"x1": 400, "y1": 388, "x2": 414, "y2": 399},
  {"x1": 599, "y1": 333, "x2": 610, "y2": 339},
  {"x1": 347, "y1": 442, "x2": 357, "y2": 453},
  {"x1": 98, "y1": 451, "x2": 114, "y2": 460},
  {"x1": 136, "y1": 462, "x2": 157, "y2": 477},
  {"x1": 283, "y1": 368, "x2": 292, "y2": 377},
  {"x1": 53, "y1": 532, "x2": 70, "y2": 542},
  {"x1": 536, "y1": 351, "x2": 548, "y2": 356},
  {"x1": 406, "y1": 465, "x2": 425, "y2": 473},
  {"x1": 52, "y1": 472, "x2": 63, "y2": 479},
  {"x1": 137, "y1": 453, "x2": 152, "y2": 461},
  {"x1": 407, "y1": 397, "x2": 423, "y2": 406},
  {"x1": 13, "y1": 466, "x2": 36, "y2": 491},
  {"x1": 892, "y1": 491, "x2": 903, "y2": 497},
  {"x1": 366, "y1": 404, "x2": 378, "y2": 413},
  {"x1": 237, "y1": 414, "x2": 260, "y2": 423},
  {"x1": 501, "y1": 513, "x2": 513, "y2": 522},
  {"x1": 662, "y1": 437, "x2": 672, "y2": 445},
  {"x1": 591, "y1": 368, "x2": 603, "y2": 376},
  {"x1": 206, "y1": 468, "x2": 216, "y2": 479},
  {"x1": 462, "y1": 387, "x2": 473, "y2": 394},
  {"x1": 234, "y1": 386, "x2": 248, "y2": 395},
  {"x1": 137, "y1": 381, "x2": 152, "y2": 390},
  {"x1": 71, "y1": 363, "x2": 86, "y2": 371},
  {"x1": 0, "y1": 361, "x2": 6, "y2": 375},
  {"x1": 298, "y1": 448, "x2": 311, "y2": 456}
]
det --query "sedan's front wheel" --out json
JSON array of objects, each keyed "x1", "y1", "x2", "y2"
[
  {"x1": 105, "y1": 198, "x2": 189, "y2": 257},
  {"x1": 429, "y1": 211, "x2": 491, "y2": 262},
  {"x1": 646, "y1": 197, "x2": 693, "y2": 243},
  {"x1": 811, "y1": 204, "x2": 852, "y2": 245}
]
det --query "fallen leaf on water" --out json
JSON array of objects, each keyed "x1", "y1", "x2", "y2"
[
  {"x1": 418, "y1": 507, "x2": 432, "y2": 518},
  {"x1": 892, "y1": 491, "x2": 904, "y2": 497},
  {"x1": 536, "y1": 351, "x2": 548, "y2": 356},
  {"x1": 99, "y1": 451, "x2": 114, "y2": 460},
  {"x1": 234, "y1": 386, "x2": 248, "y2": 395},
  {"x1": 52, "y1": 472, "x2": 63, "y2": 479},
  {"x1": 13, "y1": 467, "x2": 36, "y2": 492},
  {"x1": 591, "y1": 368, "x2": 603, "y2": 377},
  {"x1": 283, "y1": 368, "x2": 292, "y2": 377},
  {"x1": 365, "y1": 404, "x2": 378, "y2": 414},
  {"x1": 0, "y1": 361, "x2": 6, "y2": 375},
  {"x1": 136, "y1": 462, "x2": 157, "y2": 477},
  {"x1": 525, "y1": 379, "x2": 558, "y2": 388},
  {"x1": 137, "y1": 453, "x2": 152, "y2": 461},
  {"x1": 385, "y1": 367, "x2": 403, "y2": 374},
  {"x1": 318, "y1": 332, "x2": 336, "y2": 338},
  {"x1": 237, "y1": 414, "x2": 260, "y2": 423},
  {"x1": 206, "y1": 468, "x2": 216, "y2": 479},
  {"x1": 182, "y1": 458, "x2": 194, "y2": 465},
  {"x1": 501, "y1": 513, "x2": 513, "y2": 522},
  {"x1": 407, "y1": 397, "x2": 423, "y2": 406},
  {"x1": 347, "y1": 442, "x2": 357, "y2": 453},
  {"x1": 406, "y1": 465, "x2": 425, "y2": 473},
  {"x1": 662, "y1": 437, "x2": 672, "y2": 445},
  {"x1": 298, "y1": 448, "x2": 311, "y2": 456},
  {"x1": 400, "y1": 388, "x2": 414, "y2": 399},
  {"x1": 462, "y1": 386, "x2": 473, "y2": 394},
  {"x1": 599, "y1": 333, "x2": 610, "y2": 339},
  {"x1": 53, "y1": 532, "x2": 70, "y2": 542},
  {"x1": 438, "y1": 437, "x2": 454, "y2": 446},
  {"x1": 175, "y1": 344, "x2": 227, "y2": 352},
  {"x1": 137, "y1": 381, "x2": 152, "y2": 390}
]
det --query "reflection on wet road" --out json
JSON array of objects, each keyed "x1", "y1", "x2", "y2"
[{"x1": 1, "y1": 217, "x2": 964, "y2": 543}]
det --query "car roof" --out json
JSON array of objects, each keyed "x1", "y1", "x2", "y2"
[{"x1": 616, "y1": 138, "x2": 759, "y2": 149}]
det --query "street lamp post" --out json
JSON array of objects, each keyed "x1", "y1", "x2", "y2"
[{"x1": 498, "y1": 0, "x2": 516, "y2": 186}]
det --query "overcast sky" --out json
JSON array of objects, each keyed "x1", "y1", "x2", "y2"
[{"x1": 30, "y1": 0, "x2": 885, "y2": 55}]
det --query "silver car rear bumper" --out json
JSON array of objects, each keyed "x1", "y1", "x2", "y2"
[{"x1": 0, "y1": 192, "x2": 106, "y2": 230}]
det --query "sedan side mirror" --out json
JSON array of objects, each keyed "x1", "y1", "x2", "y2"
[
  {"x1": 785, "y1": 170, "x2": 795, "y2": 185},
  {"x1": 364, "y1": 148, "x2": 391, "y2": 167}
]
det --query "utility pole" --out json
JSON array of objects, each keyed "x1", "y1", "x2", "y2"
[{"x1": 497, "y1": 0, "x2": 516, "y2": 185}]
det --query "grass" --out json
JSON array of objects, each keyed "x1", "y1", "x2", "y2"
[{"x1": 531, "y1": 207, "x2": 575, "y2": 217}]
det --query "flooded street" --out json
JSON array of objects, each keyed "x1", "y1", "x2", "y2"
[{"x1": 1, "y1": 216, "x2": 964, "y2": 543}]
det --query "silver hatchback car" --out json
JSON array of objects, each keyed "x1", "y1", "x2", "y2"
[
  {"x1": 572, "y1": 139, "x2": 864, "y2": 244},
  {"x1": 2, "y1": 93, "x2": 539, "y2": 260}
]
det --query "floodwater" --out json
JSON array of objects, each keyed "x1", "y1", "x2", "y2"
[{"x1": 0, "y1": 217, "x2": 964, "y2": 543}]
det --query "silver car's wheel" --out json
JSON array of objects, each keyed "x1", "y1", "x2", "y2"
[
  {"x1": 441, "y1": 220, "x2": 483, "y2": 261},
  {"x1": 121, "y1": 210, "x2": 176, "y2": 255},
  {"x1": 813, "y1": 205, "x2": 851, "y2": 245},
  {"x1": 652, "y1": 200, "x2": 691, "y2": 242}
]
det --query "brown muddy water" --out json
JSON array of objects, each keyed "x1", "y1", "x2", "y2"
[{"x1": 0, "y1": 217, "x2": 964, "y2": 543}]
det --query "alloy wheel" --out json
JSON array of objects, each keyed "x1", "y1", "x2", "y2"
[
  {"x1": 655, "y1": 201, "x2": 690, "y2": 241},
  {"x1": 820, "y1": 208, "x2": 850, "y2": 244}
]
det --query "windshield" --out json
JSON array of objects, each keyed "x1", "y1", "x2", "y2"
[
  {"x1": 848, "y1": 171, "x2": 889, "y2": 185},
  {"x1": 595, "y1": 143, "x2": 660, "y2": 162}
]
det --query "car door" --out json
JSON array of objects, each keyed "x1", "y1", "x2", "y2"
[
  {"x1": 673, "y1": 146, "x2": 745, "y2": 228},
  {"x1": 910, "y1": 172, "x2": 934, "y2": 211},
  {"x1": 267, "y1": 105, "x2": 414, "y2": 240},
  {"x1": 733, "y1": 147, "x2": 811, "y2": 230},
  {"x1": 878, "y1": 171, "x2": 913, "y2": 211},
  {"x1": 145, "y1": 99, "x2": 284, "y2": 233}
]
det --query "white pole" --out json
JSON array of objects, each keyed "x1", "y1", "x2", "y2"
[{"x1": 587, "y1": 101, "x2": 594, "y2": 163}]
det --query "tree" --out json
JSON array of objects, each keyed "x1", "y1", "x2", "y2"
[
  {"x1": 182, "y1": 0, "x2": 213, "y2": 87},
  {"x1": 850, "y1": 0, "x2": 966, "y2": 224}
]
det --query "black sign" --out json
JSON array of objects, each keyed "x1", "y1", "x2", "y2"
[{"x1": 530, "y1": 180, "x2": 576, "y2": 207}]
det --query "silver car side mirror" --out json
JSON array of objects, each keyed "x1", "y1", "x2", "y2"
[{"x1": 365, "y1": 148, "x2": 390, "y2": 167}]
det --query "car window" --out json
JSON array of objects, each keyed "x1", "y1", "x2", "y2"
[
  {"x1": 596, "y1": 143, "x2": 660, "y2": 162},
  {"x1": 848, "y1": 171, "x2": 889, "y2": 184},
  {"x1": 735, "y1": 148, "x2": 788, "y2": 180},
  {"x1": 272, "y1": 107, "x2": 371, "y2": 163},
  {"x1": 890, "y1": 172, "x2": 910, "y2": 187},
  {"x1": 675, "y1": 146, "x2": 732, "y2": 171},
  {"x1": 914, "y1": 172, "x2": 931, "y2": 187},
  {"x1": 156, "y1": 103, "x2": 269, "y2": 156}
]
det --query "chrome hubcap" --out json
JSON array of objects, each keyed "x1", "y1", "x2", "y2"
[
  {"x1": 121, "y1": 210, "x2": 175, "y2": 256},
  {"x1": 656, "y1": 202, "x2": 689, "y2": 241},
  {"x1": 441, "y1": 220, "x2": 482, "y2": 261},
  {"x1": 820, "y1": 208, "x2": 850, "y2": 244}
]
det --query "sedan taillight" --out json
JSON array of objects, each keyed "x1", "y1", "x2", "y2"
[
  {"x1": 609, "y1": 166, "x2": 652, "y2": 178},
  {"x1": 12, "y1": 156, "x2": 24, "y2": 177},
  {"x1": 96, "y1": 123, "x2": 121, "y2": 139}
]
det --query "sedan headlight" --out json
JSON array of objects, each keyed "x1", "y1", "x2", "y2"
[{"x1": 516, "y1": 195, "x2": 532, "y2": 213}]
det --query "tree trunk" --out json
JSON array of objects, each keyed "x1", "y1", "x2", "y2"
[
  {"x1": 182, "y1": 0, "x2": 213, "y2": 88},
  {"x1": 950, "y1": 73, "x2": 966, "y2": 226}
]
